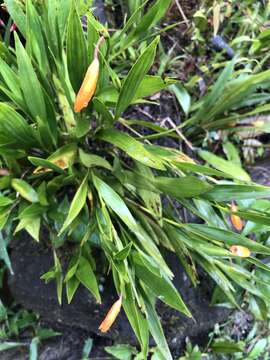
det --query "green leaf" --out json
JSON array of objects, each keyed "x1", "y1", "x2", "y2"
[
  {"x1": 0, "y1": 232, "x2": 13, "y2": 274},
  {"x1": 248, "y1": 295, "x2": 268, "y2": 321},
  {"x1": 143, "y1": 291, "x2": 172, "y2": 360},
  {"x1": 87, "y1": 15, "x2": 99, "y2": 62},
  {"x1": 66, "y1": 276, "x2": 80, "y2": 304},
  {"x1": 135, "y1": 163, "x2": 162, "y2": 219},
  {"x1": 170, "y1": 83, "x2": 191, "y2": 115},
  {"x1": 64, "y1": 252, "x2": 81, "y2": 282},
  {"x1": 28, "y1": 157, "x2": 65, "y2": 174},
  {"x1": 122, "y1": 284, "x2": 149, "y2": 357},
  {"x1": 105, "y1": 345, "x2": 137, "y2": 360},
  {"x1": 211, "y1": 340, "x2": 245, "y2": 354},
  {"x1": 115, "y1": 36, "x2": 159, "y2": 119},
  {"x1": 26, "y1": 0, "x2": 49, "y2": 75},
  {"x1": 26, "y1": 217, "x2": 40, "y2": 242},
  {"x1": 79, "y1": 149, "x2": 112, "y2": 170},
  {"x1": 57, "y1": 0, "x2": 73, "y2": 43},
  {"x1": 203, "y1": 184, "x2": 270, "y2": 201},
  {"x1": 35, "y1": 143, "x2": 77, "y2": 172},
  {"x1": 53, "y1": 75, "x2": 76, "y2": 132},
  {"x1": 192, "y1": 252, "x2": 237, "y2": 306},
  {"x1": 76, "y1": 256, "x2": 101, "y2": 303},
  {"x1": 193, "y1": 57, "x2": 236, "y2": 125},
  {"x1": 0, "y1": 195, "x2": 13, "y2": 207},
  {"x1": 134, "y1": 254, "x2": 191, "y2": 317},
  {"x1": 58, "y1": 174, "x2": 88, "y2": 235},
  {"x1": 4, "y1": 0, "x2": 26, "y2": 36},
  {"x1": 29, "y1": 337, "x2": 39, "y2": 360},
  {"x1": 82, "y1": 338, "x2": 93, "y2": 360},
  {"x1": 54, "y1": 251, "x2": 63, "y2": 305},
  {"x1": 93, "y1": 174, "x2": 137, "y2": 230},
  {"x1": 223, "y1": 141, "x2": 241, "y2": 167},
  {"x1": 67, "y1": 2, "x2": 88, "y2": 92},
  {"x1": 94, "y1": 175, "x2": 172, "y2": 277},
  {"x1": 114, "y1": 243, "x2": 132, "y2": 261},
  {"x1": 115, "y1": 0, "x2": 148, "y2": 40},
  {"x1": 15, "y1": 33, "x2": 47, "y2": 121},
  {"x1": 198, "y1": 149, "x2": 250, "y2": 182},
  {"x1": 15, "y1": 216, "x2": 41, "y2": 242},
  {"x1": 0, "y1": 342, "x2": 24, "y2": 352},
  {"x1": 124, "y1": 171, "x2": 212, "y2": 198},
  {"x1": 12, "y1": 179, "x2": 39, "y2": 203},
  {"x1": 0, "y1": 58, "x2": 24, "y2": 108},
  {"x1": 0, "y1": 103, "x2": 38, "y2": 149},
  {"x1": 124, "y1": 0, "x2": 172, "y2": 46},
  {"x1": 187, "y1": 224, "x2": 270, "y2": 255},
  {"x1": 93, "y1": 98, "x2": 114, "y2": 126},
  {"x1": 98, "y1": 129, "x2": 165, "y2": 170},
  {"x1": 173, "y1": 162, "x2": 236, "y2": 179},
  {"x1": 203, "y1": 68, "x2": 270, "y2": 125},
  {"x1": 246, "y1": 338, "x2": 267, "y2": 359},
  {"x1": 133, "y1": 76, "x2": 178, "y2": 101},
  {"x1": 153, "y1": 176, "x2": 213, "y2": 198}
]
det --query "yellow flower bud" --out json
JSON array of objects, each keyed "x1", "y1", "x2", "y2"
[
  {"x1": 230, "y1": 202, "x2": 243, "y2": 232},
  {"x1": 98, "y1": 295, "x2": 122, "y2": 333},
  {"x1": 74, "y1": 58, "x2": 99, "y2": 113},
  {"x1": 230, "y1": 245, "x2": 250, "y2": 258}
]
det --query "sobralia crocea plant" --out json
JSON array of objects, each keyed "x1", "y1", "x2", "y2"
[{"x1": 1, "y1": 1, "x2": 270, "y2": 358}]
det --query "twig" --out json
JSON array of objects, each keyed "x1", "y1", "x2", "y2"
[
  {"x1": 160, "y1": 117, "x2": 194, "y2": 151},
  {"x1": 175, "y1": 0, "x2": 189, "y2": 28},
  {"x1": 94, "y1": 36, "x2": 105, "y2": 59},
  {"x1": 137, "y1": 108, "x2": 155, "y2": 121}
]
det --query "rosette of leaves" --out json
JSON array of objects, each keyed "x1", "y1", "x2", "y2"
[{"x1": 1, "y1": 1, "x2": 270, "y2": 358}]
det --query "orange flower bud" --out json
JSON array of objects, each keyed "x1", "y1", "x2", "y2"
[
  {"x1": 74, "y1": 36, "x2": 105, "y2": 113},
  {"x1": 74, "y1": 58, "x2": 99, "y2": 113},
  {"x1": 99, "y1": 295, "x2": 122, "y2": 333},
  {"x1": 230, "y1": 202, "x2": 243, "y2": 232},
  {"x1": 230, "y1": 245, "x2": 251, "y2": 258}
]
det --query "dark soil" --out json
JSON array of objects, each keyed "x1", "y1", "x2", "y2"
[{"x1": 0, "y1": 234, "x2": 229, "y2": 360}]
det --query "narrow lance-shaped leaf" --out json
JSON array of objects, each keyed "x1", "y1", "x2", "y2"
[
  {"x1": 58, "y1": 173, "x2": 88, "y2": 235},
  {"x1": 4, "y1": 0, "x2": 26, "y2": 36},
  {"x1": 67, "y1": 2, "x2": 88, "y2": 92},
  {"x1": 142, "y1": 290, "x2": 173, "y2": 360},
  {"x1": 26, "y1": 0, "x2": 49, "y2": 75},
  {"x1": 0, "y1": 232, "x2": 13, "y2": 274},
  {"x1": 0, "y1": 103, "x2": 38, "y2": 149},
  {"x1": 15, "y1": 33, "x2": 47, "y2": 121},
  {"x1": 124, "y1": 0, "x2": 172, "y2": 46},
  {"x1": 203, "y1": 184, "x2": 270, "y2": 202},
  {"x1": 76, "y1": 256, "x2": 101, "y2": 303},
  {"x1": 134, "y1": 253, "x2": 191, "y2": 317},
  {"x1": 0, "y1": 58, "x2": 24, "y2": 107},
  {"x1": 187, "y1": 224, "x2": 270, "y2": 255},
  {"x1": 98, "y1": 129, "x2": 165, "y2": 170},
  {"x1": 12, "y1": 179, "x2": 39, "y2": 203},
  {"x1": 93, "y1": 174, "x2": 137, "y2": 231},
  {"x1": 198, "y1": 149, "x2": 250, "y2": 182},
  {"x1": 192, "y1": 57, "x2": 236, "y2": 125},
  {"x1": 170, "y1": 83, "x2": 191, "y2": 116},
  {"x1": 115, "y1": 36, "x2": 159, "y2": 120},
  {"x1": 93, "y1": 174, "x2": 172, "y2": 278}
]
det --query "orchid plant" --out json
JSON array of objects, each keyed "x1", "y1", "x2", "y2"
[{"x1": 1, "y1": 1, "x2": 270, "y2": 358}]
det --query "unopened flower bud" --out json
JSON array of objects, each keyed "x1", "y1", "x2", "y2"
[
  {"x1": 230, "y1": 202, "x2": 243, "y2": 232},
  {"x1": 98, "y1": 295, "x2": 122, "y2": 333}
]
